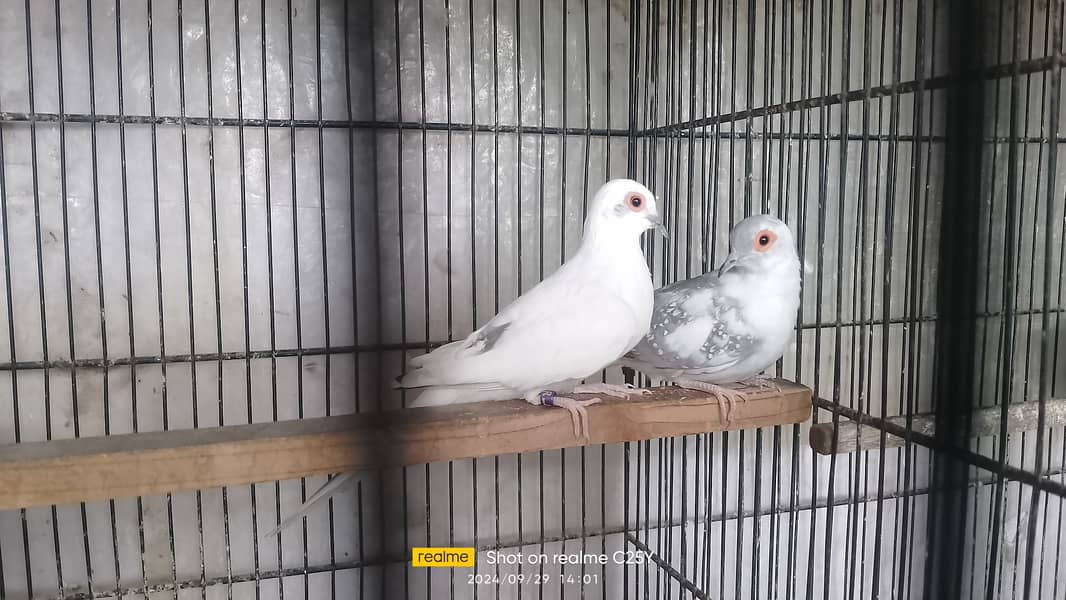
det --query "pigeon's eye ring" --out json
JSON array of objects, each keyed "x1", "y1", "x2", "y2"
[
  {"x1": 625, "y1": 193, "x2": 644, "y2": 212},
  {"x1": 753, "y1": 229, "x2": 777, "y2": 252}
]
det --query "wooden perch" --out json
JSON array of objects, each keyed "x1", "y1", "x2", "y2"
[
  {"x1": 809, "y1": 398, "x2": 1066, "y2": 455},
  {"x1": 0, "y1": 380, "x2": 810, "y2": 510}
]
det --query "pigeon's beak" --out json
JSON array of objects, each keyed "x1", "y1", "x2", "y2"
[
  {"x1": 718, "y1": 252, "x2": 740, "y2": 276},
  {"x1": 649, "y1": 214, "x2": 669, "y2": 238}
]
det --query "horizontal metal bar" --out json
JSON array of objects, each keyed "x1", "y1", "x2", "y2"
[
  {"x1": 2, "y1": 115, "x2": 1062, "y2": 144},
  {"x1": 0, "y1": 111, "x2": 631, "y2": 137},
  {"x1": 0, "y1": 345, "x2": 358, "y2": 372},
  {"x1": 3, "y1": 306, "x2": 1058, "y2": 373},
  {"x1": 643, "y1": 54, "x2": 1066, "y2": 136}
]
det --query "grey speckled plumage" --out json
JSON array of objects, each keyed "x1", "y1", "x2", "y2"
[{"x1": 620, "y1": 214, "x2": 801, "y2": 396}]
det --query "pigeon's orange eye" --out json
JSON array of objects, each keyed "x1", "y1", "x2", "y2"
[
  {"x1": 753, "y1": 229, "x2": 776, "y2": 252},
  {"x1": 625, "y1": 193, "x2": 644, "y2": 212}
]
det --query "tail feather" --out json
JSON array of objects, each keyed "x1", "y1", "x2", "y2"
[
  {"x1": 407, "y1": 386, "x2": 514, "y2": 407},
  {"x1": 408, "y1": 339, "x2": 465, "y2": 369},
  {"x1": 396, "y1": 338, "x2": 481, "y2": 389},
  {"x1": 395, "y1": 365, "x2": 442, "y2": 389},
  {"x1": 262, "y1": 472, "x2": 362, "y2": 539}
]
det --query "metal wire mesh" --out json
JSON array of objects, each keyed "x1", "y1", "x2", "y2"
[{"x1": 0, "y1": 0, "x2": 1064, "y2": 598}]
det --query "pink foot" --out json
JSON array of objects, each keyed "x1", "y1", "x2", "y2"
[{"x1": 671, "y1": 380, "x2": 749, "y2": 423}]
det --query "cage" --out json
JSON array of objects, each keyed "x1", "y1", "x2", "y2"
[{"x1": 0, "y1": 0, "x2": 1065, "y2": 598}]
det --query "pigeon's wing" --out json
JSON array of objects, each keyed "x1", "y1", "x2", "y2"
[
  {"x1": 397, "y1": 267, "x2": 643, "y2": 393},
  {"x1": 625, "y1": 273, "x2": 757, "y2": 377}
]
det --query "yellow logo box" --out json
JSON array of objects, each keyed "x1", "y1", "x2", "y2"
[{"x1": 411, "y1": 547, "x2": 476, "y2": 568}]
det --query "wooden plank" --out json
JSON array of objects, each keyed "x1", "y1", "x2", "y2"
[
  {"x1": 808, "y1": 398, "x2": 1066, "y2": 455},
  {"x1": 0, "y1": 379, "x2": 811, "y2": 510}
]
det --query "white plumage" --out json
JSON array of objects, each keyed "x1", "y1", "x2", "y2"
[
  {"x1": 266, "y1": 178, "x2": 665, "y2": 538},
  {"x1": 398, "y1": 178, "x2": 665, "y2": 427}
]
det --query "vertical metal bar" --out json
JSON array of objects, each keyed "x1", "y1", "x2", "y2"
[
  {"x1": 766, "y1": 0, "x2": 785, "y2": 589},
  {"x1": 709, "y1": 3, "x2": 725, "y2": 598},
  {"x1": 818, "y1": 0, "x2": 843, "y2": 593},
  {"x1": 907, "y1": 5, "x2": 939, "y2": 598},
  {"x1": 578, "y1": 0, "x2": 591, "y2": 595},
  {"x1": 1006, "y1": 0, "x2": 1049, "y2": 595},
  {"x1": 663, "y1": 0, "x2": 677, "y2": 284},
  {"x1": 442, "y1": 1, "x2": 456, "y2": 594},
  {"x1": 743, "y1": 0, "x2": 755, "y2": 216},
  {"x1": 972, "y1": 2, "x2": 1004, "y2": 595},
  {"x1": 744, "y1": 0, "x2": 764, "y2": 594},
  {"x1": 312, "y1": 0, "x2": 338, "y2": 594},
  {"x1": 537, "y1": 4, "x2": 546, "y2": 595},
  {"x1": 258, "y1": 0, "x2": 279, "y2": 593},
  {"x1": 413, "y1": 0, "x2": 433, "y2": 595},
  {"x1": 1049, "y1": 11, "x2": 1066, "y2": 600},
  {"x1": 20, "y1": 1, "x2": 66, "y2": 594},
  {"x1": 418, "y1": 0, "x2": 430, "y2": 356},
  {"x1": 666, "y1": 3, "x2": 679, "y2": 598},
  {"x1": 114, "y1": 0, "x2": 148, "y2": 593},
  {"x1": 50, "y1": 0, "x2": 97, "y2": 595},
  {"x1": 280, "y1": 2, "x2": 310, "y2": 591},
  {"x1": 173, "y1": 0, "x2": 208, "y2": 597},
  {"x1": 82, "y1": 0, "x2": 125, "y2": 595},
  {"x1": 638, "y1": 381, "x2": 649, "y2": 594},
  {"x1": 393, "y1": 1, "x2": 411, "y2": 597},
  {"x1": 762, "y1": 0, "x2": 776, "y2": 215},
  {"x1": 986, "y1": 0, "x2": 1023, "y2": 595},
  {"x1": 490, "y1": 0, "x2": 502, "y2": 596},
  {"x1": 597, "y1": 0, "x2": 608, "y2": 591},
  {"x1": 924, "y1": 0, "x2": 983, "y2": 595},
  {"x1": 895, "y1": 0, "x2": 929, "y2": 596},
  {"x1": 460, "y1": 0, "x2": 481, "y2": 597},
  {"x1": 1023, "y1": 0, "x2": 1063, "y2": 594},
  {"x1": 698, "y1": 1, "x2": 713, "y2": 590},
  {"x1": 0, "y1": 8, "x2": 21, "y2": 598},
  {"x1": 365, "y1": 1, "x2": 387, "y2": 589},
  {"x1": 144, "y1": 0, "x2": 182, "y2": 595},
  {"x1": 787, "y1": 3, "x2": 813, "y2": 599},
  {"x1": 871, "y1": 0, "x2": 905, "y2": 594},
  {"x1": 199, "y1": 0, "x2": 233, "y2": 595},
  {"x1": 624, "y1": 0, "x2": 639, "y2": 593},
  {"x1": 847, "y1": 0, "x2": 873, "y2": 596},
  {"x1": 344, "y1": 0, "x2": 368, "y2": 590},
  {"x1": 231, "y1": 0, "x2": 254, "y2": 593}
]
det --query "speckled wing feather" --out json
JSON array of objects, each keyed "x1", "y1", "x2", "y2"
[{"x1": 624, "y1": 273, "x2": 758, "y2": 377}]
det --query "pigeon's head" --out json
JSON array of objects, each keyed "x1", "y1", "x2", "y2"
[
  {"x1": 718, "y1": 214, "x2": 799, "y2": 276},
  {"x1": 584, "y1": 179, "x2": 667, "y2": 240}
]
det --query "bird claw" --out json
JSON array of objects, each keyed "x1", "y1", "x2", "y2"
[
  {"x1": 551, "y1": 395, "x2": 601, "y2": 440},
  {"x1": 741, "y1": 375, "x2": 781, "y2": 393},
  {"x1": 571, "y1": 383, "x2": 650, "y2": 399},
  {"x1": 670, "y1": 380, "x2": 750, "y2": 423}
]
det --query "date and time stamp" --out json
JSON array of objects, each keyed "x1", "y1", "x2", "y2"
[{"x1": 411, "y1": 547, "x2": 655, "y2": 586}]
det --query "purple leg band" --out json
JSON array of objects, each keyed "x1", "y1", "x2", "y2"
[{"x1": 538, "y1": 390, "x2": 557, "y2": 407}]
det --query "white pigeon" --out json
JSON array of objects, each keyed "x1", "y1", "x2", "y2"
[
  {"x1": 619, "y1": 214, "x2": 801, "y2": 421},
  {"x1": 397, "y1": 178, "x2": 667, "y2": 436},
  {"x1": 264, "y1": 178, "x2": 665, "y2": 539}
]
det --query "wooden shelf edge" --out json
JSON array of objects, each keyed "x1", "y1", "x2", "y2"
[{"x1": 0, "y1": 379, "x2": 811, "y2": 510}]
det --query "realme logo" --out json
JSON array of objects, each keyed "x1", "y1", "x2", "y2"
[{"x1": 411, "y1": 547, "x2": 475, "y2": 568}]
